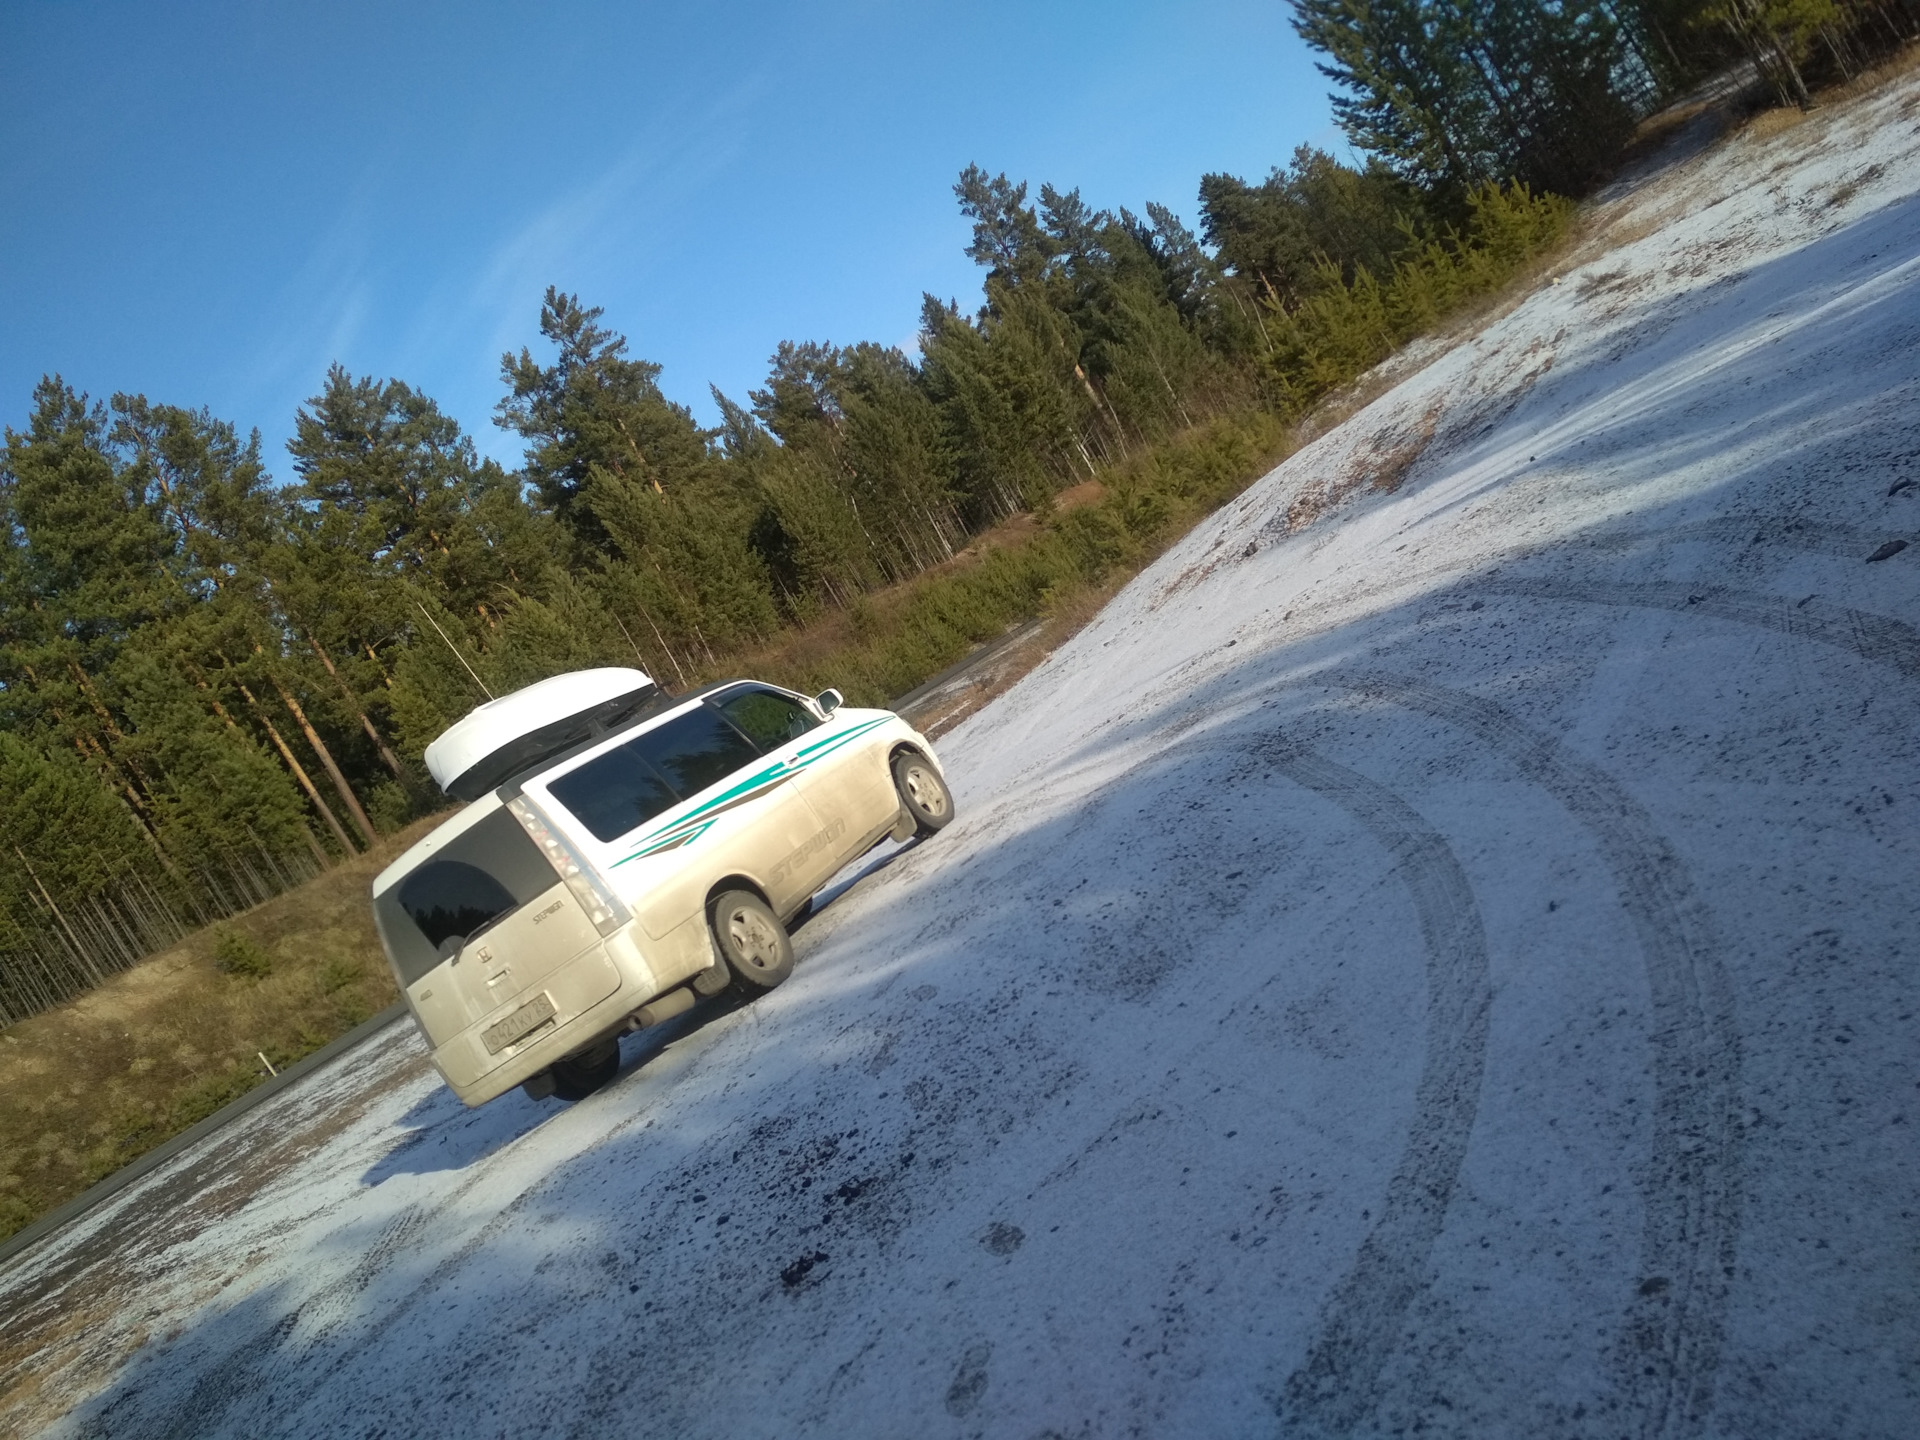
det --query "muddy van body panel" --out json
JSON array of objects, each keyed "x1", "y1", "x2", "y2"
[
  {"x1": 528, "y1": 757, "x2": 825, "y2": 940},
  {"x1": 374, "y1": 794, "x2": 656, "y2": 1106},
  {"x1": 434, "y1": 944, "x2": 625, "y2": 1094},
  {"x1": 413, "y1": 880, "x2": 611, "y2": 1065},
  {"x1": 430, "y1": 922, "x2": 688, "y2": 1106},
  {"x1": 787, "y1": 706, "x2": 917, "y2": 841}
]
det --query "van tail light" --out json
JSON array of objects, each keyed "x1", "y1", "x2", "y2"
[{"x1": 507, "y1": 796, "x2": 632, "y2": 938}]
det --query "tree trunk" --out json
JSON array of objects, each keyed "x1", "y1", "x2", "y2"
[
  {"x1": 263, "y1": 663, "x2": 379, "y2": 846},
  {"x1": 307, "y1": 635, "x2": 408, "y2": 782},
  {"x1": 636, "y1": 605, "x2": 690, "y2": 687},
  {"x1": 14, "y1": 845, "x2": 103, "y2": 985},
  {"x1": 190, "y1": 667, "x2": 331, "y2": 869},
  {"x1": 238, "y1": 685, "x2": 359, "y2": 855}
]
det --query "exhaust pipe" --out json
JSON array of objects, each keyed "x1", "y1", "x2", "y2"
[{"x1": 624, "y1": 986, "x2": 697, "y2": 1032}]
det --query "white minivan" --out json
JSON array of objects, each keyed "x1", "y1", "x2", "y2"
[{"x1": 371, "y1": 668, "x2": 953, "y2": 1106}]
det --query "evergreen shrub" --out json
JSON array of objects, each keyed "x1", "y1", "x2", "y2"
[
  {"x1": 1264, "y1": 180, "x2": 1572, "y2": 417},
  {"x1": 213, "y1": 929, "x2": 273, "y2": 979}
]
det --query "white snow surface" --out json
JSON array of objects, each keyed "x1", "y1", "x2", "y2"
[{"x1": 5, "y1": 83, "x2": 1920, "y2": 1440}]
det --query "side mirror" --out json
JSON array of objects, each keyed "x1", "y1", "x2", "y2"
[{"x1": 815, "y1": 687, "x2": 844, "y2": 716}]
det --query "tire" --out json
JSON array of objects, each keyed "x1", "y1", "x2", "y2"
[
  {"x1": 549, "y1": 1036, "x2": 620, "y2": 1101},
  {"x1": 709, "y1": 889, "x2": 794, "y2": 995},
  {"x1": 891, "y1": 751, "x2": 955, "y2": 837}
]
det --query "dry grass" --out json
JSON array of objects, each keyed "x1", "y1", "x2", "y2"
[
  {"x1": 1809, "y1": 37, "x2": 1920, "y2": 107},
  {"x1": 1826, "y1": 161, "x2": 1886, "y2": 209},
  {"x1": 0, "y1": 817, "x2": 441, "y2": 1241},
  {"x1": 1734, "y1": 38, "x2": 1920, "y2": 139},
  {"x1": 1282, "y1": 400, "x2": 1445, "y2": 536},
  {"x1": 1739, "y1": 103, "x2": 1817, "y2": 142}
]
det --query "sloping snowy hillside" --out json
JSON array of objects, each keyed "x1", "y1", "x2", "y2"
[{"x1": 4, "y1": 79, "x2": 1918, "y2": 1440}]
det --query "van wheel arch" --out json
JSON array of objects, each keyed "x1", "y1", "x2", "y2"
[{"x1": 705, "y1": 875, "x2": 773, "y2": 918}]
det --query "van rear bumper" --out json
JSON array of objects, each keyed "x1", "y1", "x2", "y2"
[{"x1": 431, "y1": 932, "x2": 664, "y2": 1107}]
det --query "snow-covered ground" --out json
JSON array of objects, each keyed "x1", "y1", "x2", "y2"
[{"x1": 5, "y1": 79, "x2": 1919, "y2": 1440}]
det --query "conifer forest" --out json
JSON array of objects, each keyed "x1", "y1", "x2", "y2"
[{"x1": 3, "y1": 0, "x2": 1913, "y2": 1023}]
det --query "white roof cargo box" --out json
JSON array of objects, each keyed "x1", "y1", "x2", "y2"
[{"x1": 424, "y1": 666, "x2": 659, "y2": 801}]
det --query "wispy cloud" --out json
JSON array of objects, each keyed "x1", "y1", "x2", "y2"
[
  {"x1": 223, "y1": 159, "x2": 393, "y2": 456},
  {"x1": 492, "y1": 94, "x2": 760, "y2": 329},
  {"x1": 377, "y1": 69, "x2": 769, "y2": 462}
]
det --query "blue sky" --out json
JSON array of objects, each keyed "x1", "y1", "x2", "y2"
[{"x1": 1, "y1": 2, "x2": 1334, "y2": 471}]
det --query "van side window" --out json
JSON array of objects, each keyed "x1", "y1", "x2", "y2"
[
  {"x1": 546, "y1": 705, "x2": 764, "y2": 843},
  {"x1": 548, "y1": 743, "x2": 681, "y2": 844},
  {"x1": 714, "y1": 686, "x2": 820, "y2": 752},
  {"x1": 629, "y1": 705, "x2": 762, "y2": 800}
]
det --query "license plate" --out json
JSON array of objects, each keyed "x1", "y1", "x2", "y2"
[{"x1": 483, "y1": 993, "x2": 557, "y2": 1054}]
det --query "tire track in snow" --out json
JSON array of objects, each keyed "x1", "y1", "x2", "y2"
[
  {"x1": 1326, "y1": 672, "x2": 1742, "y2": 1440},
  {"x1": 1480, "y1": 578, "x2": 1920, "y2": 679},
  {"x1": 1004, "y1": 724, "x2": 1492, "y2": 1432},
  {"x1": 1581, "y1": 515, "x2": 1915, "y2": 562},
  {"x1": 1204, "y1": 738, "x2": 1491, "y2": 1437}
]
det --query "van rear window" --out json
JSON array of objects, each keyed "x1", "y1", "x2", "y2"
[{"x1": 375, "y1": 809, "x2": 559, "y2": 985}]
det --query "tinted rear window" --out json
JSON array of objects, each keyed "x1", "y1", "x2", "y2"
[
  {"x1": 375, "y1": 809, "x2": 558, "y2": 985},
  {"x1": 401, "y1": 862, "x2": 515, "y2": 953},
  {"x1": 714, "y1": 686, "x2": 820, "y2": 752},
  {"x1": 547, "y1": 705, "x2": 763, "y2": 842}
]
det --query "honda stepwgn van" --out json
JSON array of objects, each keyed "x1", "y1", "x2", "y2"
[{"x1": 370, "y1": 668, "x2": 953, "y2": 1105}]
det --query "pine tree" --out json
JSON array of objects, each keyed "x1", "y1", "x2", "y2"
[
  {"x1": 742, "y1": 340, "x2": 964, "y2": 585},
  {"x1": 1289, "y1": 0, "x2": 1498, "y2": 200},
  {"x1": 496, "y1": 288, "x2": 718, "y2": 555},
  {"x1": 495, "y1": 290, "x2": 778, "y2": 660},
  {"x1": 835, "y1": 343, "x2": 967, "y2": 574}
]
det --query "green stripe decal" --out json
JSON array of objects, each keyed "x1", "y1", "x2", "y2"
[
  {"x1": 610, "y1": 716, "x2": 890, "y2": 868},
  {"x1": 795, "y1": 716, "x2": 888, "y2": 759}
]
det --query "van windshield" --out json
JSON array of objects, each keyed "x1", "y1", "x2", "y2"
[{"x1": 375, "y1": 808, "x2": 558, "y2": 986}]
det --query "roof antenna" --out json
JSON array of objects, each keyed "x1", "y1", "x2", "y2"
[
  {"x1": 611, "y1": 612, "x2": 650, "y2": 672},
  {"x1": 415, "y1": 601, "x2": 495, "y2": 700}
]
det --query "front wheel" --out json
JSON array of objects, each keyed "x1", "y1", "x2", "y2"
[
  {"x1": 892, "y1": 751, "x2": 955, "y2": 837},
  {"x1": 709, "y1": 889, "x2": 794, "y2": 996}
]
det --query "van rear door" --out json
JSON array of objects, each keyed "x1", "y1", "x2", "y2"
[{"x1": 374, "y1": 806, "x2": 612, "y2": 1051}]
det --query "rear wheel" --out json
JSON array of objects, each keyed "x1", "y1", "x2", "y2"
[
  {"x1": 891, "y1": 751, "x2": 954, "y2": 836},
  {"x1": 709, "y1": 889, "x2": 794, "y2": 995},
  {"x1": 549, "y1": 1037, "x2": 620, "y2": 1101}
]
